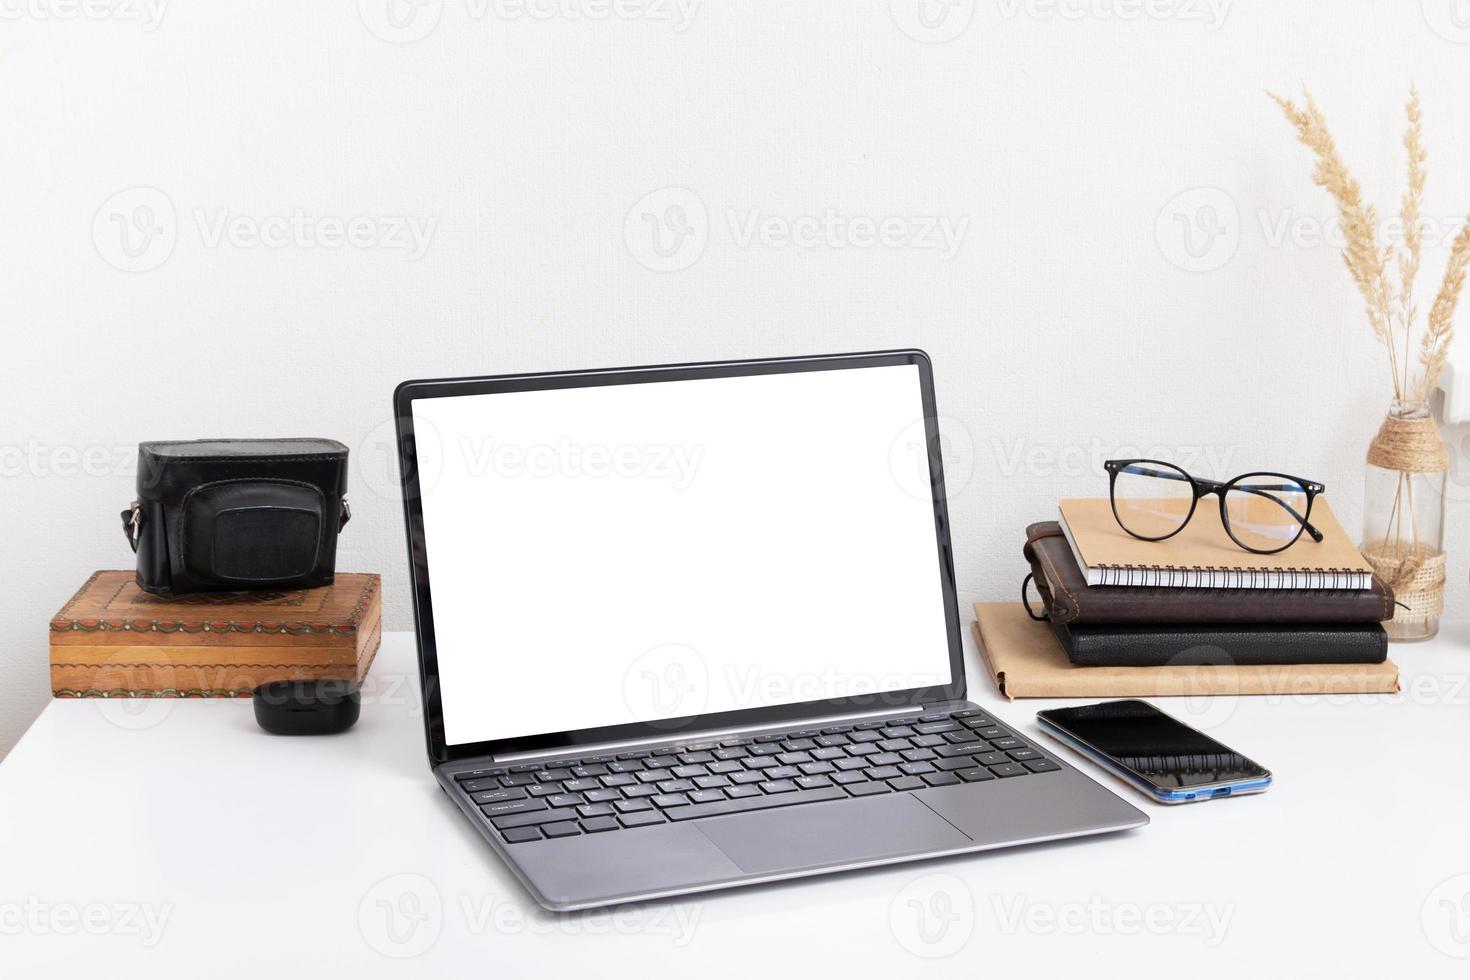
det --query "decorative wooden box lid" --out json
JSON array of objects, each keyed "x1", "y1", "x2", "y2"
[{"x1": 50, "y1": 571, "x2": 380, "y2": 648}]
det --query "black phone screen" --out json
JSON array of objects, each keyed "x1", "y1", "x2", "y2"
[{"x1": 1039, "y1": 700, "x2": 1269, "y2": 789}]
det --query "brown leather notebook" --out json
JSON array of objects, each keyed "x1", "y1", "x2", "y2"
[
  {"x1": 1025, "y1": 522, "x2": 1395, "y2": 625},
  {"x1": 972, "y1": 602, "x2": 1400, "y2": 700}
]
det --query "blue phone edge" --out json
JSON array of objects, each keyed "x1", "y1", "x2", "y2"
[{"x1": 1035, "y1": 714, "x2": 1272, "y2": 805}]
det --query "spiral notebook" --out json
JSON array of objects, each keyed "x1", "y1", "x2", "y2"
[{"x1": 1058, "y1": 498, "x2": 1374, "y2": 590}]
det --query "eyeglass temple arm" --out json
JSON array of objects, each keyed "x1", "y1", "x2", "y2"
[
  {"x1": 1117, "y1": 465, "x2": 1325, "y2": 542},
  {"x1": 1233, "y1": 483, "x2": 1324, "y2": 542}
]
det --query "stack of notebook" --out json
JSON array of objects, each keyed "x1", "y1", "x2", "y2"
[{"x1": 1022, "y1": 499, "x2": 1393, "y2": 668}]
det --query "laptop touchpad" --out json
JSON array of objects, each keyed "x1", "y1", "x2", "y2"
[{"x1": 694, "y1": 795, "x2": 971, "y2": 874}]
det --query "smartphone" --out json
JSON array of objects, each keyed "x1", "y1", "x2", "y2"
[{"x1": 1036, "y1": 699, "x2": 1271, "y2": 804}]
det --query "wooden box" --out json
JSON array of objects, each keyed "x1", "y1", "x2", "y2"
[{"x1": 50, "y1": 571, "x2": 381, "y2": 697}]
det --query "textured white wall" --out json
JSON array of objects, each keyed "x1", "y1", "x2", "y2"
[{"x1": 3, "y1": 0, "x2": 1468, "y2": 757}]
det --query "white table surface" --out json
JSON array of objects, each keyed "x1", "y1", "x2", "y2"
[{"x1": 4, "y1": 624, "x2": 1470, "y2": 978}]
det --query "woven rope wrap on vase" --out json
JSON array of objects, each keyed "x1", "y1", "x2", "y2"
[
  {"x1": 1365, "y1": 413, "x2": 1450, "y2": 472},
  {"x1": 1362, "y1": 410, "x2": 1450, "y2": 621},
  {"x1": 1362, "y1": 548, "x2": 1446, "y2": 620}
]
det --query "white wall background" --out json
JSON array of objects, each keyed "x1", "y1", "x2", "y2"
[{"x1": 3, "y1": 0, "x2": 1469, "y2": 757}]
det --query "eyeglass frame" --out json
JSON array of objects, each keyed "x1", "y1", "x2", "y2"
[{"x1": 1103, "y1": 458, "x2": 1326, "y2": 555}]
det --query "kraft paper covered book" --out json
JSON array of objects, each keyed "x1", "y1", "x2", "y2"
[
  {"x1": 1058, "y1": 497, "x2": 1375, "y2": 590},
  {"x1": 971, "y1": 602, "x2": 1399, "y2": 699}
]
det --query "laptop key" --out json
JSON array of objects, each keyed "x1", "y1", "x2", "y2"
[
  {"x1": 602, "y1": 773, "x2": 637, "y2": 787},
  {"x1": 934, "y1": 757, "x2": 973, "y2": 772},
  {"x1": 618, "y1": 810, "x2": 666, "y2": 828},
  {"x1": 990, "y1": 737, "x2": 1025, "y2": 751},
  {"x1": 709, "y1": 760, "x2": 743, "y2": 773},
  {"x1": 541, "y1": 821, "x2": 581, "y2": 838},
  {"x1": 563, "y1": 778, "x2": 600, "y2": 793},
  {"x1": 888, "y1": 777, "x2": 924, "y2": 792},
  {"x1": 615, "y1": 797, "x2": 654, "y2": 812},
  {"x1": 482, "y1": 798, "x2": 547, "y2": 817},
  {"x1": 527, "y1": 784, "x2": 561, "y2": 798},
  {"x1": 867, "y1": 766, "x2": 901, "y2": 780},
  {"x1": 798, "y1": 761, "x2": 835, "y2": 775},
  {"x1": 584, "y1": 789, "x2": 620, "y2": 803},
  {"x1": 845, "y1": 781, "x2": 889, "y2": 797},
  {"x1": 922, "y1": 771, "x2": 961, "y2": 787},
  {"x1": 1008, "y1": 748, "x2": 1041, "y2": 762},
  {"x1": 509, "y1": 763, "x2": 541, "y2": 773},
  {"x1": 502, "y1": 827, "x2": 541, "y2": 844},
  {"x1": 577, "y1": 803, "x2": 616, "y2": 817},
  {"x1": 679, "y1": 751, "x2": 715, "y2": 765},
  {"x1": 1025, "y1": 758, "x2": 1062, "y2": 773},
  {"x1": 502, "y1": 773, "x2": 537, "y2": 786},
  {"x1": 899, "y1": 762, "x2": 935, "y2": 776},
  {"x1": 956, "y1": 767, "x2": 995, "y2": 783},
  {"x1": 491, "y1": 809, "x2": 577, "y2": 830},
  {"x1": 834, "y1": 757, "x2": 868, "y2": 771},
  {"x1": 540, "y1": 768, "x2": 572, "y2": 781},
  {"x1": 455, "y1": 768, "x2": 506, "y2": 782},
  {"x1": 606, "y1": 760, "x2": 643, "y2": 773},
  {"x1": 730, "y1": 770, "x2": 765, "y2": 784},
  {"x1": 713, "y1": 747, "x2": 748, "y2": 761},
  {"x1": 581, "y1": 816, "x2": 620, "y2": 833},
  {"x1": 878, "y1": 739, "x2": 910, "y2": 752},
  {"x1": 624, "y1": 784, "x2": 659, "y2": 798},
  {"x1": 672, "y1": 765, "x2": 706, "y2": 779},
  {"x1": 815, "y1": 734, "x2": 849, "y2": 747},
  {"x1": 776, "y1": 752, "x2": 811, "y2": 765},
  {"x1": 471, "y1": 788, "x2": 526, "y2": 805},
  {"x1": 795, "y1": 775, "x2": 832, "y2": 789},
  {"x1": 911, "y1": 734, "x2": 945, "y2": 748},
  {"x1": 915, "y1": 721, "x2": 958, "y2": 734},
  {"x1": 782, "y1": 738, "x2": 817, "y2": 751},
  {"x1": 657, "y1": 779, "x2": 696, "y2": 793},
  {"x1": 832, "y1": 771, "x2": 867, "y2": 785},
  {"x1": 811, "y1": 747, "x2": 846, "y2": 760},
  {"x1": 901, "y1": 749, "x2": 937, "y2": 762},
  {"x1": 689, "y1": 790, "x2": 726, "y2": 804},
  {"x1": 936, "y1": 743, "x2": 986, "y2": 758},
  {"x1": 989, "y1": 764, "x2": 1028, "y2": 778},
  {"x1": 919, "y1": 713, "x2": 947, "y2": 722},
  {"x1": 869, "y1": 753, "x2": 903, "y2": 767},
  {"x1": 460, "y1": 778, "x2": 503, "y2": 794},
  {"x1": 725, "y1": 784, "x2": 763, "y2": 798},
  {"x1": 765, "y1": 766, "x2": 800, "y2": 780},
  {"x1": 975, "y1": 752, "x2": 1009, "y2": 767},
  {"x1": 652, "y1": 793, "x2": 690, "y2": 808},
  {"x1": 760, "y1": 780, "x2": 798, "y2": 794},
  {"x1": 665, "y1": 785, "x2": 847, "y2": 822}
]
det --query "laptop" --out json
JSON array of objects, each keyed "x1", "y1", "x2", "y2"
[{"x1": 394, "y1": 350, "x2": 1147, "y2": 911}]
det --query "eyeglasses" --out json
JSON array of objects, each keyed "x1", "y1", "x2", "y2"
[{"x1": 1104, "y1": 459, "x2": 1325, "y2": 554}]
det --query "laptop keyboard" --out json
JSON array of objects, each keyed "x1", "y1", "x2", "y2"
[{"x1": 452, "y1": 709, "x2": 1061, "y2": 844}]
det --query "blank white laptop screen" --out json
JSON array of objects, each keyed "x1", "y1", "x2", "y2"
[{"x1": 411, "y1": 363, "x2": 954, "y2": 747}]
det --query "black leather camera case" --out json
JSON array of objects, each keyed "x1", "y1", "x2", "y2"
[{"x1": 124, "y1": 439, "x2": 350, "y2": 595}]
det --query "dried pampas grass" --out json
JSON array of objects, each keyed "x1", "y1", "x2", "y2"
[{"x1": 1270, "y1": 86, "x2": 1463, "y2": 408}]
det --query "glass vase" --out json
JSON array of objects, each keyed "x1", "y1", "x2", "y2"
[{"x1": 1359, "y1": 400, "x2": 1448, "y2": 642}]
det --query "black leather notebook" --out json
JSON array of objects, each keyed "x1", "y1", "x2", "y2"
[{"x1": 1048, "y1": 620, "x2": 1389, "y2": 667}]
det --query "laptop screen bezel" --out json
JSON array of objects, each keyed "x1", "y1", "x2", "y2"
[{"x1": 394, "y1": 349, "x2": 966, "y2": 765}]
